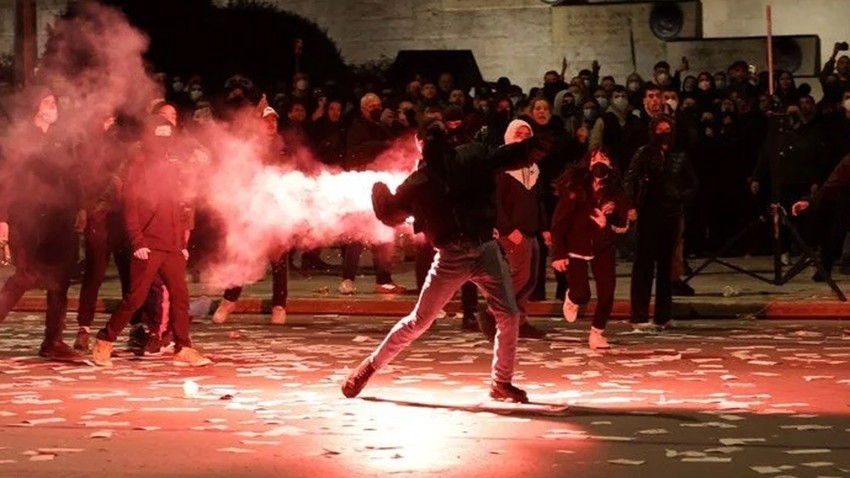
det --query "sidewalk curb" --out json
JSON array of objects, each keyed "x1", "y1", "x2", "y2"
[{"x1": 11, "y1": 296, "x2": 850, "y2": 319}]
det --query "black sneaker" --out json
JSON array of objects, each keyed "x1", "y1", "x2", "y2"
[
  {"x1": 671, "y1": 281, "x2": 695, "y2": 297},
  {"x1": 341, "y1": 357, "x2": 376, "y2": 398},
  {"x1": 812, "y1": 271, "x2": 829, "y2": 283},
  {"x1": 490, "y1": 381, "x2": 529, "y2": 403},
  {"x1": 519, "y1": 322, "x2": 547, "y2": 339},
  {"x1": 39, "y1": 340, "x2": 82, "y2": 362},
  {"x1": 461, "y1": 313, "x2": 480, "y2": 332},
  {"x1": 476, "y1": 311, "x2": 497, "y2": 342},
  {"x1": 140, "y1": 334, "x2": 164, "y2": 357},
  {"x1": 127, "y1": 325, "x2": 148, "y2": 350}
]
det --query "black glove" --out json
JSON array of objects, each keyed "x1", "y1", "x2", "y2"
[
  {"x1": 371, "y1": 181, "x2": 406, "y2": 226},
  {"x1": 371, "y1": 182, "x2": 391, "y2": 211}
]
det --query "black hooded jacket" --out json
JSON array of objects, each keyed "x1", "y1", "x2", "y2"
[
  {"x1": 625, "y1": 144, "x2": 698, "y2": 220},
  {"x1": 372, "y1": 135, "x2": 551, "y2": 249}
]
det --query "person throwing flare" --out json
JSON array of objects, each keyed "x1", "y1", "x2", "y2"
[{"x1": 341, "y1": 120, "x2": 553, "y2": 403}]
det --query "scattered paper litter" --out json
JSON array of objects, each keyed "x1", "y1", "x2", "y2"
[
  {"x1": 21, "y1": 418, "x2": 65, "y2": 426},
  {"x1": 720, "y1": 438, "x2": 766, "y2": 446},
  {"x1": 90, "y1": 430, "x2": 113, "y2": 439},
  {"x1": 751, "y1": 466, "x2": 784, "y2": 474},
  {"x1": 801, "y1": 462, "x2": 834, "y2": 467},
  {"x1": 217, "y1": 448, "x2": 255, "y2": 454},
  {"x1": 638, "y1": 429, "x2": 669, "y2": 435},
  {"x1": 784, "y1": 449, "x2": 831, "y2": 455},
  {"x1": 779, "y1": 425, "x2": 832, "y2": 431},
  {"x1": 352, "y1": 336, "x2": 371, "y2": 343},
  {"x1": 36, "y1": 448, "x2": 83, "y2": 454},
  {"x1": 681, "y1": 457, "x2": 732, "y2": 463},
  {"x1": 29, "y1": 454, "x2": 55, "y2": 462},
  {"x1": 608, "y1": 459, "x2": 645, "y2": 466}
]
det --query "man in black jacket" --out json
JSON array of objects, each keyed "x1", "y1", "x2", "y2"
[
  {"x1": 339, "y1": 93, "x2": 405, "y2": 295},
  {"x1": 341, "y1": 120, "x2": 551, "y2": 403},
  {"x1": 0, "y1": 88, "x2": 86, "y2": 361}
]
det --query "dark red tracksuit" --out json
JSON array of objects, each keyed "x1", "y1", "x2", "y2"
[
  {"x1": 551, "y1": 168, "x2": 630, "y2": 329},
  {"x1": 96, "y1": 154, "x2": 193, "y2": 351}
]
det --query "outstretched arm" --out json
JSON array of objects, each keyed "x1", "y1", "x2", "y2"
[{"x1": 372, "y1": 176, "x2": 416, "y2": 227}]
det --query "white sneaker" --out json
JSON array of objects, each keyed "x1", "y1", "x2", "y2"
[
  {"x1": 212, "y1": 299, "x2": 236, "y2": 324},
  {"x1": 632, "y1": 322, "x2": 660, "y2": 333},
  {"x1": 339, "y1": 279, "x2": 356, "y2": 295},
  {"x1": 562, "y1": 292, "x2": 578, "y2": 323},
  {"x1": 270, "y1": 306, "x2": 286, "y2": 325},
  {"x1": 589, "y1": 327, "x2": 610, "y2": 350}
]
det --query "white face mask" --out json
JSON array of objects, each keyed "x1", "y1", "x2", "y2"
[
  {"x1": 613, "y1": 97, "x2": 629, "y2": 111},
  {"x1": 628, "y1": 81, "x2": 641, "y2": 92},
  {"x1": 189, "y1": 89, "x2": 203, "y2": 102},
  {"x1": 596, "y1": 97, "x2": 610, "y2": 111},
  {"x1": 666, "y1": 99, "x2": 679, "y2": 111},
  {"x1": 40, "y1": 107, "x2": 58, "y2": 125},
  {"x1": 656, "y1": 72, "x2": 670, "y2": 85},
  {"x1": 843, "y1": 98, "x2": 850, "y2": 112}
]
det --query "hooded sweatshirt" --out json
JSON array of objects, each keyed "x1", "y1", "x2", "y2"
[{"x1": 495, "y1": 120, "x2": 548, "y2": 236}]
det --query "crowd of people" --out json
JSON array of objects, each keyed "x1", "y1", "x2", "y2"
[{"x1": 3, "y1": 42, "x2": 850, "y2": 400}]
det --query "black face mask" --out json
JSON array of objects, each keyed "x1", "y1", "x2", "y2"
[
  {"x1": 590, "y1": 163, "x2": 611, "y2": 179},
  {"x1": 561, "y1": 103, "x2": 575, "y2": 116},
  {"x1": 654, "y1": 132, "x2": 674, "y2": 147}
]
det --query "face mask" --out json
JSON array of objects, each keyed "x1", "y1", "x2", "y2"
[
  {"x1": 561, "y1": 103, "x2": 575, "y2": 116},
  {"x1": 590, "y1": 163, "x2": 611, "y2": 179},
  {"x1": 612, "y1": 97, "x2": 629, "y2": 111},
  {"x1": 189, "y1": 90, "x2": 203, "y2": 102},
  {"x1": 665, "y1": 99, "x2": 679, "y2": 111},
  {"x1": 628, "y1": 81, "x2": 641, "y2": 92},
  {"x1": 296, "y1": 80, "x2": 308, "y2": 91},
  {"x1": 596, "y1": 98, "x2": 610, "y2": 111},
  {"x1": 173, "y1": 82, "x2": 184, "y2": 92},
  {"x1": 368, "y1": 108, "x2": 382, "y2": 122},
  {"x1": 715, "y1": 80, "x2": 727, "y2": 89},
  {"x1": 654, "y1": 132, "x2": 674, "y2": 147},
  {"x1": 583, "y1": 108, "x2": 598, "y2": 122},
  {"x1": 40, "y1": 108, "x2": 58, "y2": 125},
  {"x1": 656, "y1": 73, "x2": 670, "y2": 84},
  {"x1": 698, "y1": 80, "x2": 711, "y2": 91},
  {"x1": 842, "y1": 99, "x2": 850, "y2": 112}
]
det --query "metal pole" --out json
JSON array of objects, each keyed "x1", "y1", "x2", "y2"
[
  {"x1": 13, "y1": 0, "x2": 37, "y2": 88},
  {"x1": 766, "y1": 4, "x2": 774, "y2": 96}
]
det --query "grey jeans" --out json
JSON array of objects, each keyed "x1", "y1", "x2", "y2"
[{"x1": 369, "y1": 240, "x2": 521, "y2": 383}]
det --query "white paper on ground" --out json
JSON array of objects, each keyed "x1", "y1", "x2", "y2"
[
  {"x1": 608, "y1": 459, "x2": 645, "y2": 465},
  {"x1": 784, "y1": 449, "x2": 831, "y2": 455}
]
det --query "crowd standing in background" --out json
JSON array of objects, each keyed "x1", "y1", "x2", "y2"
[{"x1": 3, "y1": 42, "x2": 850, "y2": 381}]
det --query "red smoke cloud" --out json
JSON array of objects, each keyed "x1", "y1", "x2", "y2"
[
  {"x1": 200, "y1": 125, "x2": 416, "y2": 288},
  {"x1": 0, "y1": 1, "x2": 420, "y2": 291}
]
